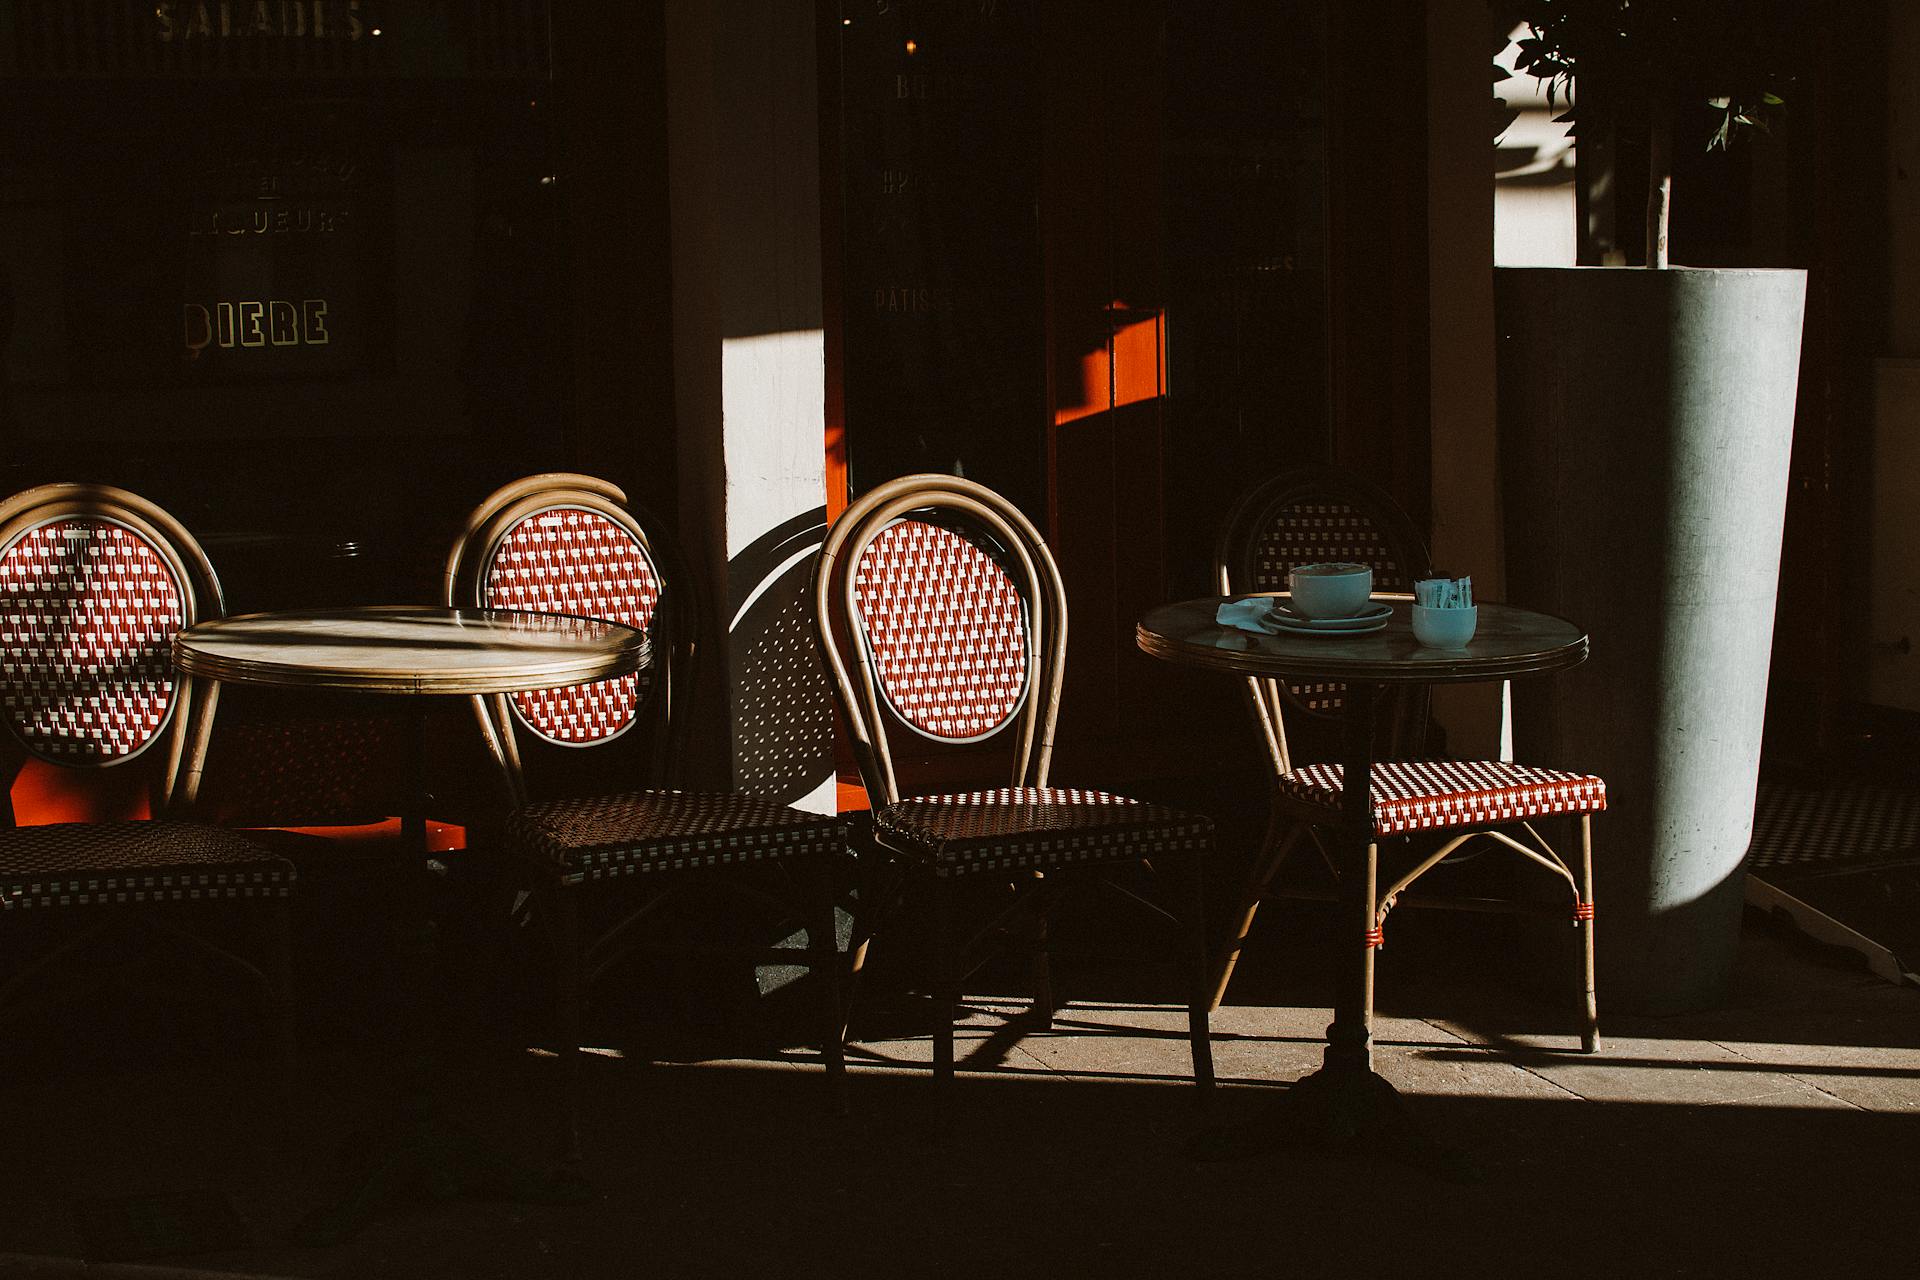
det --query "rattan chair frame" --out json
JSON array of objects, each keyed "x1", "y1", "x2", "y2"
[
  {"x1": 0, "y1": 483, "x2": 224, "y2": 804},
  {"x1": 814, "y1": 474, "x2": 1213, "y2": 1092},
  {"x1": 815, "y1": 476, "x2": 1066, "y2": 810},
  {"x1": 446, "y1": 473, "x2": 846, "y2": 1157},
  {"x1": 444, "y1": 472, "x2": 697, "y2": 803},
  {"x1": 1210, "y1": 467, "x2": 1598, "y2": 1052},
  {"x1": 1213, "y1": 464, "x2": 1434, "y2": 775},
  {"x1": 0, "y1": 482, "x2": 293, "y2": 1103}
]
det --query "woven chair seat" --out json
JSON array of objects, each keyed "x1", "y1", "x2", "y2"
[
  {"x1": 1277, "y1": 760, "x2": 1607, "y2": 838},
  {"x1": 873, "y1": 786, "x2": 1213, "y2": 879},
  {"x1": 0, "y1": 820, "x2": 294, "y2": 909},
  {"x1": 504, "y1": 789, "x2": 849, "y2": 885}
]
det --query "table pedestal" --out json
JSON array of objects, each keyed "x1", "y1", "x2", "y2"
[
  {"x1": 293, "y1": 1110, "x2": 592, "y2": 1246},
  {"x1": 1186, "y1": 682, "x2": 1471, "y2": 1178},
  {"x1": 292, "y1": 771, "x2": 590, "y2": 1244},
  {"x1": 173, "y1": 607, "x2": 649, "y2": 1243},
  {"x1": 1185, "y1": 1063, "x2": 1472, "y2": 1176}
]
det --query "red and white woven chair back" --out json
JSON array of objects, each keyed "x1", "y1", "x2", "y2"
[
  {"x1": 1248, "y1": 494, "x2": 1423, "y2": 716},
  {"x1": 0, "y1": 516, "x2": 187, "y2": 766},
  {"x1": 1251, "y1": 499, "x2": 1416, "y2": 597},
  {"x1": 851, "y1": 519, "x2": 1031, "y2": 743},
  {"x1": 483, "y1": 505, "x2": 660, "y2": 746}
]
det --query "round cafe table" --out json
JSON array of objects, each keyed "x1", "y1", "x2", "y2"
[
  {"x1": 172, "y1": 604, "x2": 649, "y2": 1242},
  {"x1": 1137, "y1": 596, "x2": 1588, "y2": 1162},
  {"x1": 173, "y1": 604, "x2": 649, "y2": 805}
]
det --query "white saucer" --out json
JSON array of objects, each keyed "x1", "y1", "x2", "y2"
[{"x1": 1269, "y1": 600, "x2": 1393, "y2": 633}]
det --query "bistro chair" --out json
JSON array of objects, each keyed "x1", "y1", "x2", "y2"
[
  {"x1": 0, "y1": 483, "x2": 295, "y2": 1091},
  {"x1": 813, "y1": 474, "x2": 1215, "y2": 1092},
  {"x1": 1212, "y1": 465, "x2": 1603, "y2": 1050},
  {"x1": 444, "y1": 473, "x2": 849, "y2": 1158}
]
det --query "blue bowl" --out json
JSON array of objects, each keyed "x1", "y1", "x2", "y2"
[
  {"x1": 1411, "y1": 604, "x2": 1477, "y2": 649},
  {"x1": 1288, "y1": 563, "x2": 1374, "y2": 619}
]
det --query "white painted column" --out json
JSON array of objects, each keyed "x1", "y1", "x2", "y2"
[{"x1": 666, "y1": 0, "x2": 834, "y2": 811}]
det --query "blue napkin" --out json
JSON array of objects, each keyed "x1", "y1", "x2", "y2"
[{"x1": 1216, "y1": 598, "x2": 1284, "y2": 634}]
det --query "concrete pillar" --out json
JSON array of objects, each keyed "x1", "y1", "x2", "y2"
[
  {"x1": 1498, "y1": 265, "x2": 1806, "y2": 1013},
  {"x1": 665, "y1": 0, "x2": 834, "y2": 812}
]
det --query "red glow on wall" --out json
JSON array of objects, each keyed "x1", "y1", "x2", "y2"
[
  {"x1": 835, "y1": 777, "x2": 870, "y2": 813},
  {"x1": 1054, "y1": 304, "x2": 1166, "y2": 425},
  {"x1": 7, "y1": 758, "x2": 464, "y2": 852},
  {"x1": 277, "y1": 818, "x2": 468, "y2": 853},
  {"x1": 9, "y1": 757, "x2": 152, "y2": 825},
  {"x1": 825, "y1": 418, "x2": 850, "y2": 521}
]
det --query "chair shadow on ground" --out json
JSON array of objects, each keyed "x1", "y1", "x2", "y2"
[
  {"x1": 2, "y1": 1018, "x2": 1916, "y2": 1279},
  {"x1": 2, "y1": 875, "x2": 1917, "y2": 1277}
]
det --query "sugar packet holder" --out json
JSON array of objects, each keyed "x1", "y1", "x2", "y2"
[{"x1": 1414, "y1": 575, "x2": 1472, "y2": 609}]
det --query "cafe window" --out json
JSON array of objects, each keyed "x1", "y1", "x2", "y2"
[
  {"x1": 0, "y1": 0, "x2": 576, "y2": 610},
  {"x1": 826, "y1": 0, "x2": 1333, "y2": 757}
]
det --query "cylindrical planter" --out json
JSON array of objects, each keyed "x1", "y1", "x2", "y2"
[{"x1": 1495, "y1": 266, "x2": 1806, "y2": 1015}]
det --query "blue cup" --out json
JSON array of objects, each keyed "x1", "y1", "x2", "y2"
[{"x1": 1411, "y1": 604, "x2": 1477, "y2": 649}]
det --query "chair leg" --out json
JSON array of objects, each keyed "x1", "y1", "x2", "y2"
[
  {"x1": 840, "y1": 859, "x2": 901, "y2": 1043},
  {"x1": 1208, "y1": 817, "x2": 1304, "y2": 1011},
  {"x1": 929, "y1": 878, "x2": 958, "y2": 1093},
  {"x1": 1026, "y1": 871, "x2": 1054, "y2": 1029},
  {"x1": 1578, "y1": 815, "x2": 1600, "y2": 1054},
  {"x1": 1183, "y1": 848, "x2": 1215, "y2": 1093},
  {"x1": 841, "y1": 922, "x2": 873, "y2": 1046},
  {"x1": 265, "y1": 896, "x2": 296, "y2": 1132},
  {"x1": 549, "y1": 884, "x2": 585, "y2": 1163},
  {"x1": 1356, "y1": 842, "x2": 1380, "y2": 1060},
  {"x1": 808, "y1": 854, "x2": 848, "y2": 1113}
]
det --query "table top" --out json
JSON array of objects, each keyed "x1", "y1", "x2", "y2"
[
  {"x1": 173, "y1": 604, "x2": 650, "y2": 696},
  {"x1": 1137, "y1": 596, "x2": 1587, "y2": 684}
]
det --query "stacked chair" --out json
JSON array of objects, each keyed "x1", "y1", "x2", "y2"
[
  {"x1": 1211, "y1": 465, "x2": 1604, "y2": 1050},
  {"x1": 812, "y1": 474, "x2": 1216, "y2": 1092},
  {"x1": 0, "y1": 483, "x2": 295, "y2": 1093},
  {"x1": 444, "y1": 473, "x2": 849, "y2": 1157}
]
